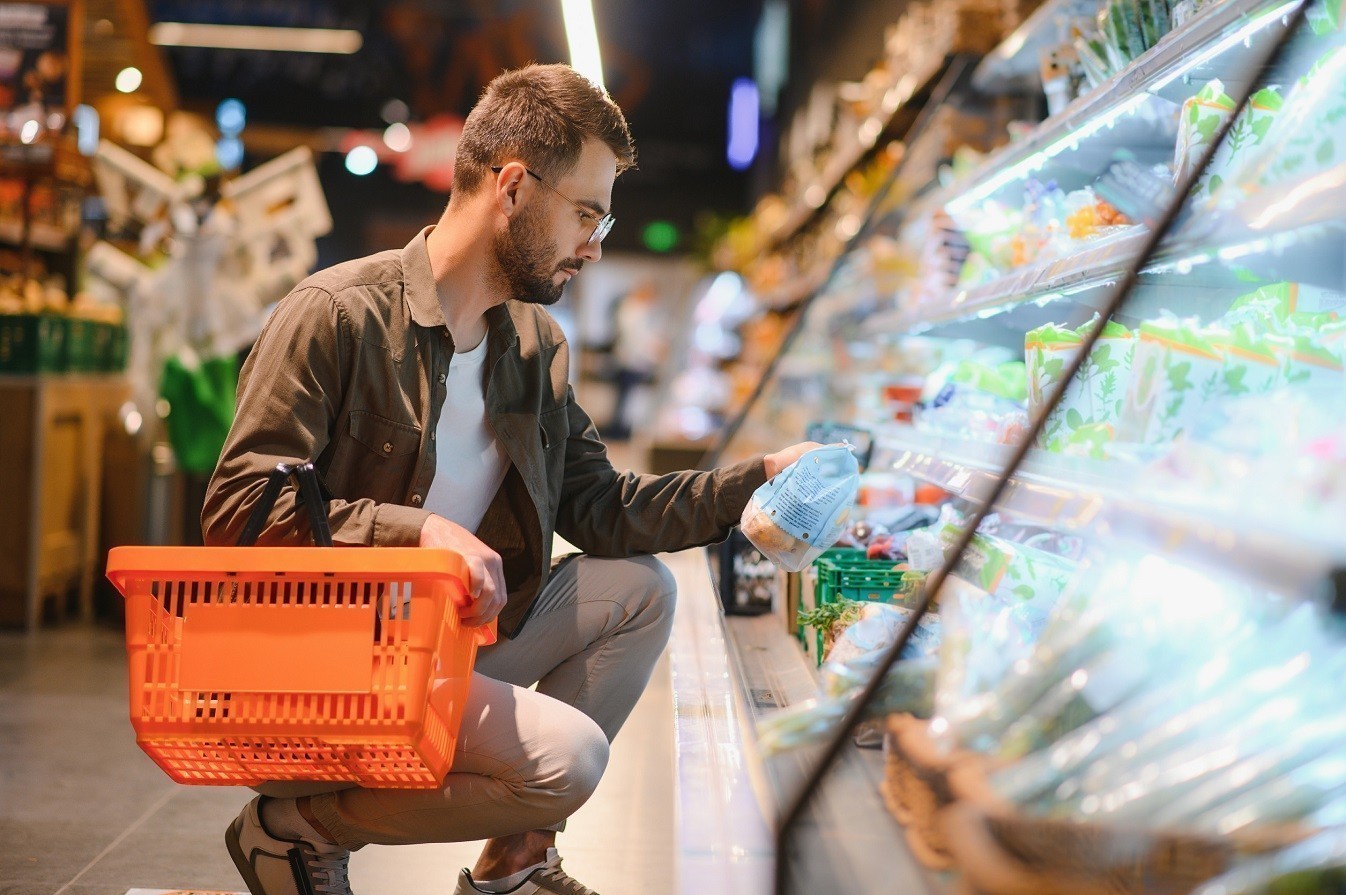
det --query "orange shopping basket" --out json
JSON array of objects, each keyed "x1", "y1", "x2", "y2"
[{"x1": 105, "y1": 462, "x2": 496, "y2": 789}]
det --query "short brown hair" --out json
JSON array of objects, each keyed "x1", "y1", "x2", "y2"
[{"x1": 453, "y1": 63, "x2": 636, "y2": 195}]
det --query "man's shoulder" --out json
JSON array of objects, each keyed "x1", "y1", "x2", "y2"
[{"x1": 294, "y1": 250, "x2": 404, "y2": 307}]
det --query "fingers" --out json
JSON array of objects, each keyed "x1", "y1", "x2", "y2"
[{"x1": 460, "y1": 551, "x2": 507, "y2": 628}]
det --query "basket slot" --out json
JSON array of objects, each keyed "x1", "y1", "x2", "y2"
[{"x1": 179, "y1": 592, "x2": 376, "y2": 694}]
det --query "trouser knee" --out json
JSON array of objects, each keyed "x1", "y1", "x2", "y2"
[
  {"x1": 544, "y1": 711, "x2": 610, "y2": 820},
  {"x1": 624, "y1": 555, "x2": 676, "y2": 636}
]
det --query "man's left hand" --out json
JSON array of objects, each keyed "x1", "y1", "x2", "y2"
[{"x1": 763, "y1": 441, "x2": 824, "y2": 479}]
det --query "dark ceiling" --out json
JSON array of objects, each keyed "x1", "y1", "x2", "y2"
[{"x1": 147, "y1": 0, "x2": 768, "y2": 256}]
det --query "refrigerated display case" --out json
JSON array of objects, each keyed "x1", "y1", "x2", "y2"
[{"x1": 697, "y1": 0, "x2": 1346, "y2": 891}]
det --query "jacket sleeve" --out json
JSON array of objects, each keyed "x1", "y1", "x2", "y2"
[
  {"x1": 201, "y1": 287, "x2": 430, "y2": 547},
  {"x1": 552, "y1": 386, "x2": 768, "y2": 556}
]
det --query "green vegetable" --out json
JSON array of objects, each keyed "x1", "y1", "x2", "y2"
[{"x1": 798, "y1": 599, "x2": 865, "y2": 635}]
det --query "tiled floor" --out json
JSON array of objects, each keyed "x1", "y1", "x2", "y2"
[{"x1": 0, "y1": 622, "x2": 676, "y2": 895}]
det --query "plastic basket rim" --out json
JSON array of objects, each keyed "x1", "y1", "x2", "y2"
[{"x1": 107, "y1": 546, "x2": 469, "y2": 591}]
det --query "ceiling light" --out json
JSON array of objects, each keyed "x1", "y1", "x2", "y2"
[
  {"x1": 727, "y1": 79, "x2": 759, "y2": 171},
  {"x1": 561, "y1": 0, "x2": 604, "y2": 89},
  {"x1": 149, "y1": 23, "x2": 363, "y2": 54},
  {"x1": 383, "y1": 123, "x2": 412, "y2": 153},
  {"x1": 381, "y1": 99, "x2": 410, "y2": 124},
  {"x1": 115, "y1": 67, "x2": 142, "y2": 93},
  {"x1": 345, "y1": 145, "x2": 378, "y2": 176}
]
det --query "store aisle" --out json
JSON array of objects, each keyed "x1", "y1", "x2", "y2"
[{"x1": 0, "y1": 625, "x2": 676, "y2": 895}]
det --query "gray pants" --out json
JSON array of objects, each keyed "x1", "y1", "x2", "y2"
[{"x1": 256, "y1": 554, "x2": 676, "y2": 850}]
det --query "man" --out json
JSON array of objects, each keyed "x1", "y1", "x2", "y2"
[{"x1": 203, "y1": 63, "x2": 815, "y2": 895}]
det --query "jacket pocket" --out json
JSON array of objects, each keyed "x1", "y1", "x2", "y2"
[
  {"x1": 539, "y1": 406, "x2": 569, "y2": 452},
  {"x1": 348, "y1": 410, "x2": 421, "y2": 458}
]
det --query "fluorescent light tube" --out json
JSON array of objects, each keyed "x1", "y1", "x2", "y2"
[
  {"x1": 149, "y1": 23, "x2": 363, "y2": 54},
  {"x1": 561, "y1": 0, "x2": 605, "y2": 89}
]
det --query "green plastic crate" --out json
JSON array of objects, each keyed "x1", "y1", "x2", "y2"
[
  {"x1": 816, "y1": 550, "x2": 915, "y2": 607},
  {"x1": 0, "y1": 314, "x2": 67, "y2": 373},
  {"x1": 65, "y1": 317, "x2": 97, "y2": 372},
  {"x1": 797, "y1": 548, "x2": 921, "y2": 665},
  {"x1": 107, "y1": 323, "x2": 128, "y2": 372}
]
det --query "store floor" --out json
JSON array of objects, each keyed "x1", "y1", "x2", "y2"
[{"x1": 0, "y1": 623, "x2": 676, "y2": 895}]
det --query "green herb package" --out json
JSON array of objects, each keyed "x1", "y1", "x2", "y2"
[
  {"x1": 1118, "y1": 315, "x2": 1224, "y2": 445},
  {"x1": 1027, "y1": 318, "x2": 1134, "y2": 455}
]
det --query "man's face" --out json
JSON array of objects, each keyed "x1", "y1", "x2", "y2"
[{"x1": 492, "y1": 139, "x2": 617, "y2": 305}]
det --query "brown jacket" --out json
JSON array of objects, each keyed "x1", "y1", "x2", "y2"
[{"x1": 202, "y1": 229, "x2": 767, "y2": 637}]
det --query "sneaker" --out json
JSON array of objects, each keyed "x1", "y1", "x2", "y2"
[
  {"x1": 225, "y1": 796, "x2": 353, "y2": 895},
  {"x1": 454, "y1": 849, "x2": 598, "y2": 895}
]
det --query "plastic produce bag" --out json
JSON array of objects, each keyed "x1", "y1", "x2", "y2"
[
  {"x1": 988, "y1": 599, "x2": 1302, "y2": 808},
  {"x1": 756, "y1": 656, "x2": 938, "y2": 757},
  {"x1": 826, "y1": 603, "x2": 942, "y2": 667},
  {"x1": 741, "y1": 444, "x2": 860, "y2": 572}
]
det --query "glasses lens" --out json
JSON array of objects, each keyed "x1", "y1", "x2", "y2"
[{"x1": 591, "y1": 215, "x2": 615, "y2": 245}]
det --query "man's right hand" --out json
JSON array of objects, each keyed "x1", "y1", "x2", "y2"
[{"x1": 419, "y1": 515, "x2": 507, "y2": 628}]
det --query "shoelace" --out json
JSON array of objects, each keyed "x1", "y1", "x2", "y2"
[
  {"x1": 534, "y1": 861, "x2": 599, "y2": 895},
  {"x1": 302, "y1": 847, "x2": 353, "y2": 895}
]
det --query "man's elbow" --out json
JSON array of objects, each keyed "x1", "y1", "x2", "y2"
[{"x1": 200, "y1": 477, "x2": 238, "y2": 546}]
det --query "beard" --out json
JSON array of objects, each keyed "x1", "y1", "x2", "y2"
[{"x1": 492, "y1": 206, "x2": 583, "y2": 306}]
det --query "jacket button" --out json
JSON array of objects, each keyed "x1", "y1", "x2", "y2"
[
  {"x1": 382, "y1": 442, "x2": 393, "y2": 453},
  {"x1": 438, "y1": 373, "x2": 446, "y2": 384},
  {"x1": 411, "y1": 494, "x2": 423, "y2": 506}
]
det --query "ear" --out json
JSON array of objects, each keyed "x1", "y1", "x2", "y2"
[{"x1": 494, "y1": 162, "x2": 531, "y2": 219}]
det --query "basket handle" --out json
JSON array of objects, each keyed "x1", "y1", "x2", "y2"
[{"x1": 236, "y1": 462, "x2": 334, "y2": 547}]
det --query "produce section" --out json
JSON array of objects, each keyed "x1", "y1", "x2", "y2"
[{"x1": 703, "y1": 0, "x2": 1346, "y2": 890}]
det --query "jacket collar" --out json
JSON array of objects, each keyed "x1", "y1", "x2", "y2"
[
  {"x1": 401, "y1": 226, "x2": 520, "y2": 353},
  {"x1": 400, "y1": 227, "x2": 446, "y2": 330}
]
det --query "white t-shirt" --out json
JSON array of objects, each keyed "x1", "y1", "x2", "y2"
[{"x1": 423, "y1": 337, "x2": 511, "y2": 533}]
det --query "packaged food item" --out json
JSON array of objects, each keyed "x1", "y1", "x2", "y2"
[
  {"x1": 1225, "y1": 281, "x2": 1346, "y2": 326},
  {"x1": 1270, "y1": 331, "x2": 1346, "y2": 389},
  {"x1": 1177, "y1": 81, "x2": 1282, "y2": 201},
  {"x1": 1117, "y1": 315, "x2": 1223, "y2": 445},
  {"x1": 741, "y1": 444, "x2": 860, "y2": 573},
  {"x1": 1027, "y1": 318, "x2": 1134, "y2": 454},
  {"x1": 916, "y1": 359, "x2": 1030, "y2": 445},
  {"x1": 946, "y1": 531, "x2": 1077, "y2": 634},
  {"x1": 1208, "y1": 323, "x2": 1283, "y2": 399},
  {"x1": 1025, "y1": 321, "x2": 1083, "y2": 423},
  {"x1": 1232, "y1": 48, "x2": 1346, "y2": 196},
  {"x1": 1173, "y1": 79, "x2": 1237, "y2": 187},
  {"x1": 756, "y1": 656, "x2": 938, "y2": 757},
  {"x1": 1308, "y1": 0, "x2": 1345, "y2": 35}
]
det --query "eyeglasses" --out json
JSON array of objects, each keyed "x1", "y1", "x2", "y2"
[{"x1": 491, "y1": 165, "x2": 615, "y2": 245}]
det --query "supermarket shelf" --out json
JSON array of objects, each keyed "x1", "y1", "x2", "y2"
[
  {"x1": 935, "y1": 0, "x2": 1299, "y2": 212},
  {"x1": 665, "y1": 548, "x2": 952, "y2": 895},
  {"x1": 864, "y1": 225, "x2": 1147, "y2": 342},
  {"x1": 910, "y1": 225, "x2": 1147, "y2": 332},
  {"x1": 0, "y1": 216, "x2": 75, "y2": 252},
  {"x1": 872, "y1": 425, "x2": 1341, "y2": 594},
  {"x1": 1145, "y1": 163, "x2": 1346, "y2": 289},
  {"x1": 764, "y1": 55, "x2": 952, "y2": 253},
  {"x1": 973, "y1": 0, "x2": 1101, "y2": 92},
  {"x1": 757, "y1": 266, "x2": 831, "y2": 312}
]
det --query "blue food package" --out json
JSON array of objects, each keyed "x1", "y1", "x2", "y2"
[{"x1": 740, "y1": 444, "x2": 861, "y2": 572}]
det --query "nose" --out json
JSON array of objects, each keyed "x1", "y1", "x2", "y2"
[{"x1": 578, "y1": 238, "x2": 602, "y2": 263}]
